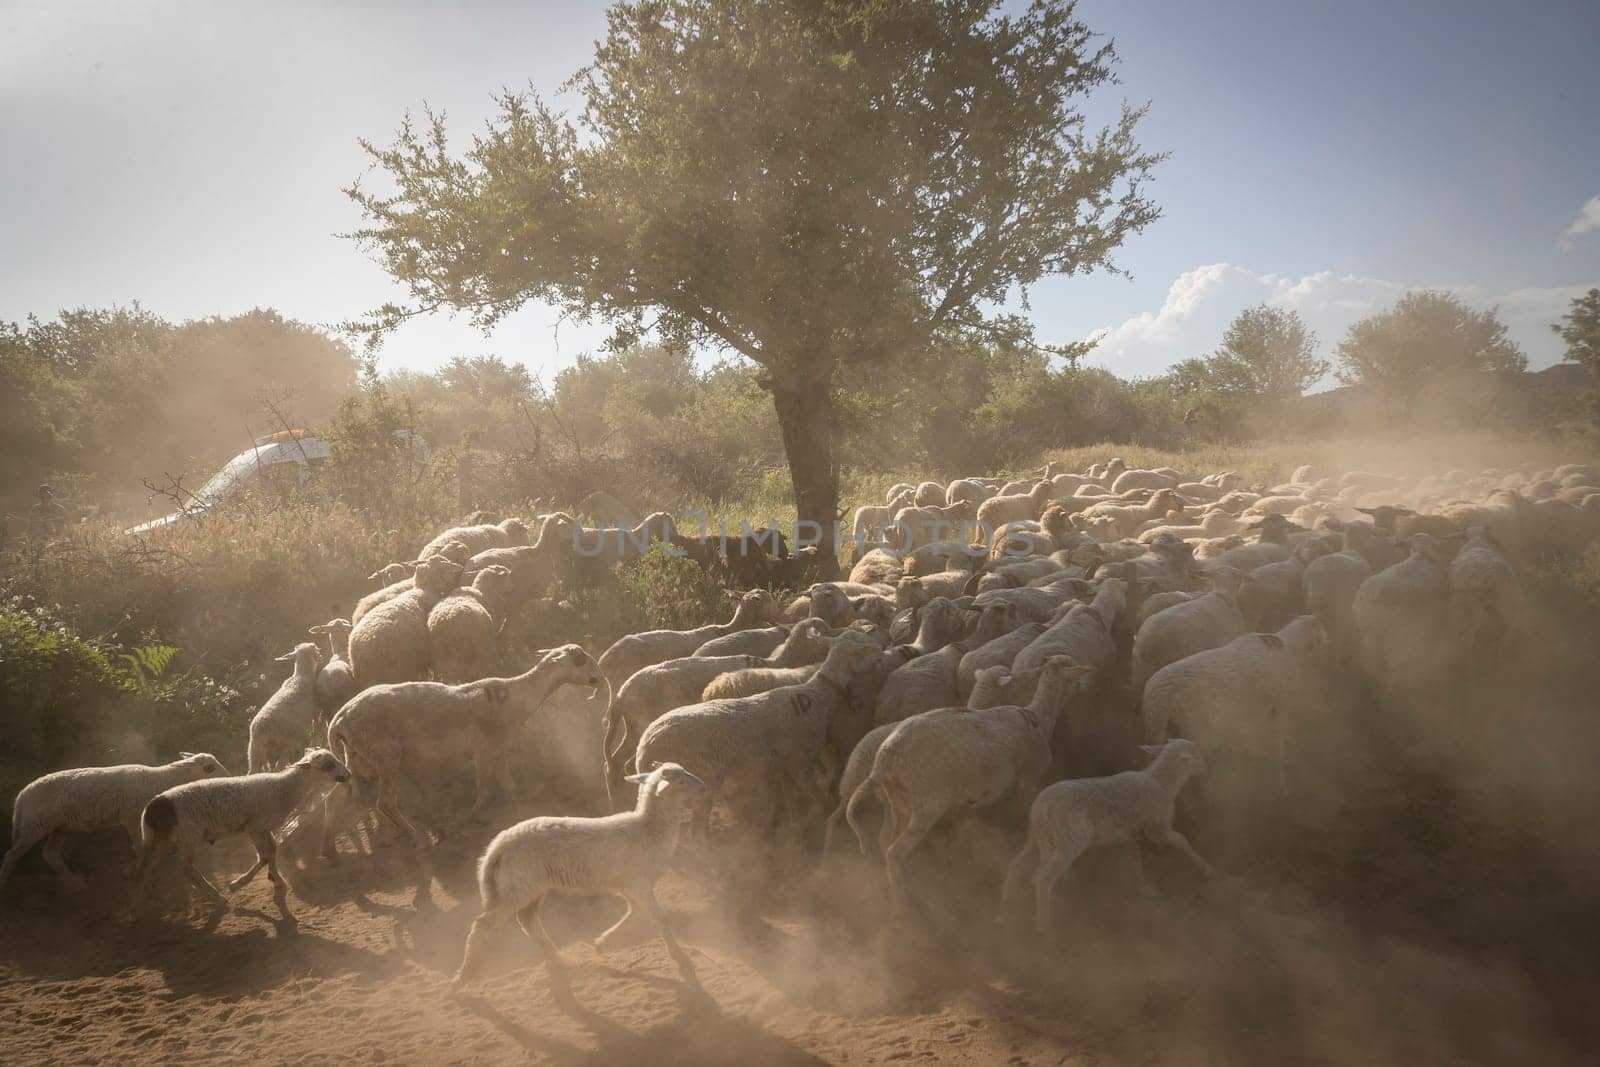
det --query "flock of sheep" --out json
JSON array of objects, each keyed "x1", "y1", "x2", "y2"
[{"x1": 4, "y1": 453, "x2": 1599, "y2": 993}]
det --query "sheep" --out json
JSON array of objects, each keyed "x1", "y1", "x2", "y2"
[
  {"x1": 972, "y1": 573, "x2": 1089, "y2": 625},
  {"x1": 454, "y1": 763, "x2": 707, "y2": 988},
  {"x1": 957, "y1": 614, "x2": 1046, "y2": 701},
  {"x1": 352, "y1": 573, "x2": 413, "y2": 628},
  {"x1": 597, "y1": 590, "x2": 775, "y2": 693},
  {"x1": 849, "y1": 547, "x2": 905, "y2": 586},
  {"x1": 321, "y1": 646, "x2": 604, "y2": 855},
  {"x1": 913, "y1": 480, "x2": 947, "y2": 507},
  {"x1": 463, "y1": 517, "x2": 580, "y2": 608},
  {"x1": 698, "y1": 618, "x2": 837, "y2": 701},
  {"x1": 309, "y1": 619, "x2": 356, "y2": 722},
  {"x1": 1010, "y1": 579, "x2": 1126, "y2": 701},
  {"x1": 945, "y1": 478, "x2": 993, "y2": 511},
  {"x1": 904, "y1": 569, "x2": 974, "y2": 600},
  {"x1": 1137, "y1": 509, "x2": 1238, "y2": 543},
  {"x1": 873, "y1": 598, "x2": 1013, "y2": 725},
  {"x1": 633, "y1": 630, "x2": 885, "y2": 840},
  {"x1": 247, "y1": 642, "x2": 325, "y2": 774},
  {"x1": 1351, "y1": 533, "x2": 1454, "y2": 698},
  {"x1": 1141, "y1": 616, "x2": 1330, "y2": 795},
  {"x1": 1001, "y1": 739, "x2": 1212, "y2": 930},
  {"x1": 348, "y1": 555, "x2": 464, "y2": 687},
  {"x1": 1236, "y1": 554, "x2": 1313, "y2": 633},
  {"x1": 976, "y1": 481, "x2": 1056, "y2": 532},
  {"x1": 601, "y1": 653, "x2": 765, "y2": 805},
  {"x1": 1111, "y1": 468, "x2": 1180, "y2": 494},
  {"x1": 694, "y1": 624, "x2": 790, "y2": 658},
  {"x1": 419, "y1": 517, "x2": 529, "y2": 562},
  {"x1": 0, "y1": 752, "x2": 227, "y2": 894},
  {"x1": 1447, "y1": 526, "x2": 1523, "y2": 662},
  {"x1": 424, "y1": 564, "x2": 514, "y2": 684},
  {"x1": 891, "y1": 502, "x2": 975, "y2": 553},
  {"x1": 1301, "y1": 536, "x2": 1374, "y2": 645},
  {"x1": 1134, "y1": 589, "x2": 1205, "y2": 628},
  {"x1": 822, "y1": 663, "x2": 1022, "y2": 857},
  {"x1": 1077, "y1": 489, "x2": 1186, "y2": 540},
  {"x1": 975, "y1": 557, "x2": 1066, "y2": 593},
  {"x1": 134, "y1": 749, "x2": 349, "y2": 920},
  {"x1": 1208, "y1": 514, "x2": 1302, "y2": 571},
  {"x1": 851, "y1": 494, "x2": 914, "y2": 550},
  {"x1": 845, "y1": 655, "x2": 1096, "y2": 914},
  {"x1": 903, "y1": 539, "x2": 986, "y2": 577},
  {"x1": 1130, "y1": 566, "x2": 1252, "y2": 703},
  {"x1": 850, "y1": 594, "x2": 897, "y2": 630}
]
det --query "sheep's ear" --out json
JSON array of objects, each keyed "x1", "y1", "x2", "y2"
[
  {"x1": 1139, "y1": 744, "x2": 1165, "y2": 756},
  {"x1": 179, "y1": 751, "x2": 196, "y2": 758},
  {"x1": 655, "y1": 778, "x2": 672, "y2": 796},
  {"x1": 308, "y1": 625, "x2": 327, "y2": 634},
  {"x1": 623, "y1": 772, "x2": 650, "y2": 784},
  {"x1": 275, "y1": 651, "x2": 296, "y2": 662}
]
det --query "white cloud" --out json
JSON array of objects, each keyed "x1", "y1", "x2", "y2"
[
  {"x1": 1561, "y1": 196, "x2": 1600, "y2": 247},
  {"x1": 1084, "y1": 263, "x2": 1593, "y2": 381}
]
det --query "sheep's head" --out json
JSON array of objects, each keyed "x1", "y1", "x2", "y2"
[
  {"x1": 176, "y1": 752, "x2": 227, "y2": 777},
  {"x1": 625, "y1": 762, "x2": 706, "y2": 803},
  {"x1": 1140, "y1": 738, "x2": 1205, "y2": 776},
  {"x1": 1354, "y1": 505, "x2": 1413, "y2": 532},
  {"x1": 1206, "y1": 564, "x2": 1254, "y2": 601},
  {"x1": 850, "y1": 595, "x2": 895, "y2": 629},
  {"x1": 969, "y1": 665, "x2": 1016, "y2": 707},
  {"x1": 499, "y1": 518, "x2": 531, "y2": 546},
  {"x1": 367, "y1": 562, "x2": 414, "y2": 586},
  {"x1": 309, "y1": 618, "x2": 352, "y2": 639},
  {"x1": 1278, "y1": 614, "x2": 1330, "y2": 661},
  {"x1": 276, "y1": 642, "x2": 323, "y2": 670},
  {"x1": 540, "y1": 644, "x2": 605, "y2": 699},
  {"x1": 895, "y1": 575, "x2": 928, "y2": 610},
  {"x1": 1149, "y1": 488, "x2": 1184, "y2": 512},
  {"x1": 807, "y1": 583, "x2": 852, "y2": 627},
  {"x1": 917, "y1": 596, "x2": 966, "y2": 648},
  {"x1": 1040, "y1": 505, "x2": 1070, "y2": 541},
  {"x1": 412, "y1": 555, "x2": 467, "y2": 595},
  {"x1": 1106, "y1": 457, "x2": 1129, "y2": 477},
  {"x1": 294, "y1": 748, "x2": 350, "y2": 784},
  {"x1": 436, "y1": 539, "x2": 475, "y2": 564},
  {"x1": 821, "y1": 628, "x2": 885, "y2": 676}
]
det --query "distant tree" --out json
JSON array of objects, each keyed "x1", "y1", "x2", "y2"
[
  {"x1": 1165, "y1": 306, "x2": 1325, "y2": 435},
  {"x1": 1336, "y1": 291, "x2": 1526, "y2": 418},
  {"x1": 1553, "y1": 288, "x2": 1600, "y2": 375},
  {"x1": 346, "y1": 0, "x2": 1161, "y2": 552}
]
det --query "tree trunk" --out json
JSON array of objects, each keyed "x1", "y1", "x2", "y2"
[{"x1": 771, "y1": 380, "x2": 841, "y2": 572}]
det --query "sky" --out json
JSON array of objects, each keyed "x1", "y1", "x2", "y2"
[{"x1": 2, "y1": 0, "x2": 1597, "y2": 385}]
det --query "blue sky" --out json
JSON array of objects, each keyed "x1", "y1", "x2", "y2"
[{"x1": 2, "y1": 0, "x2": 1596, "y2": 383}]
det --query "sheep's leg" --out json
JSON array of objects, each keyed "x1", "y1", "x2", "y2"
[
  {"x1": 1000, "y1": 838, "x2": 1040, "y2": 916},
  {"x1": 883, "y1": 810, "x2": 936, "y2": 917},
  {"x1": 1124, "y1": 845, "x2": 1157, "y2": 901},
  {"x1": 119, "y1": 817, "x2": 146, "y2": 876},
  {"x1": 320, "y1": 781, "x2": 354, "y2": 859},
  {"x1": 1164, "y1": 829, "x2": 1216, "y2": 879},
  {"x1": 181, "y1": 852, "x2": 226, "y2": 906},
  {"x1": 494, "y1": 758, "x2": 519, "y2": 812},
  {"x1": 641, "y1": 887, "x2": 700, "y2": 987},
  {"x1": 40, "y1": 830, "x2": 87, "y2": 893},
  {"x1": 0, "y1": 827, "x2": 46, "y2": 893},
  {"x1": 376, "y1": 780, "x2": 430, "y2": 852},
  {"x1": 1031, "y1": 848, "x2": 1077, "y2": 934},
  {"x1": 594, "y1": 895, "x2": 636, "y2": 949},
  {"x1": 468, "y1": 745, "x2": 498, "y2": 822},
  {"x1": 526, "y1": 899, "x2": 575, "y2": 995},
  {"x1": 455, "y1": 903, "x2": 515, "y2": 983}
]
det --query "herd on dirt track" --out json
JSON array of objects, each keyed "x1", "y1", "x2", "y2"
[{"x1": 4, "y1": 455, "x2": 1599, "y2": 993}]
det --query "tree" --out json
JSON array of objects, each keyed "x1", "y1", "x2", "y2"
[
  {"x1": 1165, "y1": 305, "x2": 1325, "y2": 435},
  {"x1": 1335, "y1": 291, "x2": 1526, "y2": 418},
  {"x1": 1553, "y1": 288, "x2": 1600, "y2": 375},
  {"x1": 345, "y1": 0, "x2": 1161, "y2": 553}
]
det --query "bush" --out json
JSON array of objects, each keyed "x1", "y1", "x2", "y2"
[{"x1": 0, "y1": 597, "x2": 244, "y2": 821}]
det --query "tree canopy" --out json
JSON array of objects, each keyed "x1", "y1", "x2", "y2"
[
  {"x1": 1335, "y1": 290, "x2": 1526, "y2": 418},
  {"x1": 347, "y1": 0, "x2": 1161, "y2": 548},
  {"x1": 1553, "y1": 288, "x2": 1600, "y2": 375}
]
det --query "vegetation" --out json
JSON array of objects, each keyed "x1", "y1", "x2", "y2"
[
  {"x1": 345, "y1": 0, "x2": 1161, "y2": 551},
  {"x1": 1169, "y1": 306, "x2": 1326, "y2": 437}
]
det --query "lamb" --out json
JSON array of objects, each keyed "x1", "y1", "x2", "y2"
[
  {"x1": 1010, "y1": 578, "x2": 1126, "y2": 701},
  {"x1": 1447, "y1": 526, "x2": 1523, "y2": 661},
  {"x1": 945, "y1": 478, "x2": 993, "y2": 511},
  {"x1": 1137, "y1": 509, "x2": 1238, "y2": 543},
  {"x1": 873, "y1": 598, "x2": 1011, "y2": 725},
  {"x1": 822, "y1": 664, "x2": 1021, "y2": 857},
  {"x1": 957, "y1": 614, "x2": 1046, "y2": 701},
  {"x1": 1077, "y1": 489, "x2": 1186, "y2": 540},
  {"x1": 454, "y1": 763, "x2": 707, "y2": 988},
  {"x1": 367, "y1": 562, "x2": 414, "y2": 586},
  {"x1": 348, "y1": 555, "x2": 464, "y2": 687},
  {"x1": 419, "y1": 517, "x2": 529, "y2": 561},
  {"x1": 134, "y1": 749, "x2": 349, "y2": 921},
  {"x1": 845, "y1": 655, "x2": 1096, "y2": 914},
  {"x1": 849, "y1": 548, "x2": 905, "y2": 586},
  {"x1": 975, "y1": 557, "x2": 1066, "y2": 593},
  {"x1": 463, "y1": 519, "x2": 580, "y2": 608},
  {"x1": 697, "y1": 618, "x2": 837, "y2": 701},
  {"x1": 891, "y1": 503, "x2": 975, "y2": 554},
  {"x1": 1141, "y1": 616, "x2": 1329, "y2": 794},
  {"x1": 976, "y1": 481, "x2": 1056, "y2": 532},
  {"x1": 1351, "y1": 533, "x2": 1454, "y2": 697},
  {"x1": 1001, "y1": 739, "x2": 1213, "y2": 931},
  {"x1": 694, "y1": 624, "x2": 790, "y2": 658},
  {"x1": 597, "y1": 590, "x2": 775, "y2": 693},
  {"x1": 1, "y1": 752, "x2": 227, "y2": 894},
  {"x1": 309, "y1": 619, "x2": 357, "y2": 722},
  {"x1": 1209, "y1": 514, "x2": 1302, "y2": 571},
  {"x1": 903, "y1": 540, "x2": 985, "y2": 577},
  {"x1": 426, "y1": 564, "x2": 514, "y2": 683},
  {"x1": 247, "y1": 642, "x2": 325, "y2": 773},
  {"x1": 633, "y1": 630, "x2": 884, "y2": 840},
  {"x1": 1130, "y1": 566, "x2": 1252, "y2": 703},
  {"x1": 321, "y1": 646, "x2": 604, "y2": 855},
  {"x1": 350, "y1": 541, "x2": 474, "y2": 626}
]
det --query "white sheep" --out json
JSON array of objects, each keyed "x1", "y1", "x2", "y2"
[
  {"x1": 1130, "y1": 566, "x2": 1252, "y2": 702},
  {"x1": 1447, "y1": 526, "x2": 1523, "y2": 661},
  {"x1": 697, "y1": 617, "x2": 838, "y2": 701},
  {"x1": 348, "y1": 555, "x2": 464, "y2": 687},
  {"x1": 1001, "y1": 738, "x2": 1213, "y2": 930},
  {"x1": 247, "y1": 642, "x2": 324, "y2": 773},
  {"x1": 427, "y1": 564, "x2": 514, "y2": 683},
  {"x1": 873, "y1": 598, "x2": 1013, "y2": 725},
  {"x1": 453, "y1": 762, "x2": 708, "y2": 988},
  {"x1": 309, "y1": 619, "x2": 357, "y2": 722},
  {"x1": 597, "y1": 589, "x2": 775, "y2": 693},
  {"x1": 134, "y1": 749, "x2": 349, "y2": 920},
  {"x1": 634, "y1": 630, "x2": 884, "y2": 840},
  {"x1": 845, "y1": 655, "x2": 1096, "y2": 914},
  {"x1": 0, "y1": 752, "x2": 227, "y2": 894},
  {"x1": 419, "y1": 517, "x2": 529, "y2": 562},
  {"x1": 321, "y1": 645, "x2": 604, "y2": 855}
]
